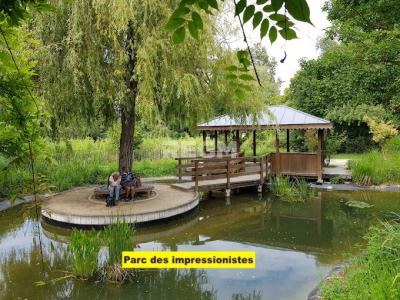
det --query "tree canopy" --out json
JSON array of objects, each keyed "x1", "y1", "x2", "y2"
[{"x1": 288, "y1": 0, "x2": 400, "y2": 152}]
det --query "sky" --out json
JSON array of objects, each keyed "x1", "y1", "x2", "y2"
[{"x1": 229, "y1": 0, "x2": 332, "y2": 93}]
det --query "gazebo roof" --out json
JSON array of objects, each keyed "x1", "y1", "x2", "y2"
[{"x1": 198, "y1": 105, "x2": 332, "y2": 131}]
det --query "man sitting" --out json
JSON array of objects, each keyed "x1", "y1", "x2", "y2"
[
  {"x1": 107, "y1": 172, "x2": 121, "y2": 207},
  {"x1": 121, "y1": 166, "x2": 135, "y2": 200}
]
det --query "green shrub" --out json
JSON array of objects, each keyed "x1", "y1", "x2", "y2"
[
  {"x1": 321, "y1": 220, "x2": 400, "y2": 299},
  {"x1": 67, "y1": 229, "x2": 101, "y2": 278}
]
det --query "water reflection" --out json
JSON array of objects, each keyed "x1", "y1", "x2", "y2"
[{"x1": 1, "y1": 190, "x2": 400, "y2": 299}]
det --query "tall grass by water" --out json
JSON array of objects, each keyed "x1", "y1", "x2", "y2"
[
  {"x1": 321, "y1": 217, "x2": 400, "y2": 299},
  {"x1": 269, "y1": 175, "x2": 313, "y2": 202},
  {"x1": 67, "y1": 229, "x2": 102, "y2": 278},
  {"x1": 66, "y1": 221, "x2": 135, "y2": 282},
  {"x1": 349, "y1": 151, "x2": 400, "y2": 185}
]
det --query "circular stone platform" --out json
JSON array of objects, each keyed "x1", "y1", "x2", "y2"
[{"x1": 41, "y1": 184, "x2": 199, "y2": 226}]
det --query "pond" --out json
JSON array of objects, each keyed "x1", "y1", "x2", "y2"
[{"x1": 0, "y1": 189, "x2": 399, "y2": 300}]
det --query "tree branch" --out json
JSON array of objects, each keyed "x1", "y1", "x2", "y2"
[{"x1": 233, "y1": 0, "x2": 262, "y2": 87}]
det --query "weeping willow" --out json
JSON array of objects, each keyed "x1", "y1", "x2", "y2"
[{"x1": 32, "y1": 0, "x2": 273, "y2": 167}]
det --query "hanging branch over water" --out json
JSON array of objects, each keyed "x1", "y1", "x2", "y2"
[{"x1": 233, "y1": 0, "x2": 262, "y2": 87}]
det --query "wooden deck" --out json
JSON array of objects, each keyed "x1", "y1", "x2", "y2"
[
  {"x1": 172, "y1": 172, "x2": 267, "y2": 192},
  {"x1": 172, "y1": 151, "x2": 331, "y2": 195}
]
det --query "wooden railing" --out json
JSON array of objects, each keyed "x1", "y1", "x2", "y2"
[{"x1": 176, "y1": 153, "x2": 271, "y2": 192}]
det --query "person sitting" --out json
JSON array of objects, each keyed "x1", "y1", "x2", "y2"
[
  {"x1": 121, "y1": 166, "x2": 135, "y2": 200},
  {"x1": 107, "y1": 172, "x2": 121, "y2": 207}
]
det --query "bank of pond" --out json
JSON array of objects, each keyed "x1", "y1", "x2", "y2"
[{"x1": 0, "y1": 188, "x2": 399, "y2": 299}]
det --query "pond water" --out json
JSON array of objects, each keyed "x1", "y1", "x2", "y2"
[{"x1": 1, "y1": 189, "x2": 400, "y2": 300}]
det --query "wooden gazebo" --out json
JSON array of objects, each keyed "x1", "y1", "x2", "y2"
[{"x1": 173, "y1": 105, "x2": 332, "y2": 195}]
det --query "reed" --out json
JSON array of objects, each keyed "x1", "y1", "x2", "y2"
[
  {"x1": 103, "y1": 221, "x2": 135, "y2": 265},
  {"x1": 67, "y1": 229, "x2": 101, "y2": 278}
]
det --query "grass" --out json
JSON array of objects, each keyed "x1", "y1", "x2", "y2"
[
  {"x1": 0, "y1": 137, "x2": 178, "y2": 197},
  {"x1": 269, "y1": 175, "x2": 313, "y2": 202},
  {"x1": 321, "y1": 218, "x2": 400, "y2": 299},
  {"x1": 349, "y1": 150, "x2": 400, "y2": 185}
]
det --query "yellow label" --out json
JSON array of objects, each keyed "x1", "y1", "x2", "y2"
[{"x1": 122, "y1": 251, "x2": 256, "y2": 269}]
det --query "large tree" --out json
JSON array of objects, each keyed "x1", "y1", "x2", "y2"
[
  {"x1": 287, "y1": 0, "x2": 400, "y2": 152},
  {"x1": 32, "y1": 0, "x2": 277, "y2": 169}
]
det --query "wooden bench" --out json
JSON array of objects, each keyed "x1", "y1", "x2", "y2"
[{"x1": 93, "y1": 184, "x2": 155, "y2": 200}]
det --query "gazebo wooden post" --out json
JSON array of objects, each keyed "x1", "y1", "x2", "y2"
[
  {"x1": 317, "y1": 129, "x2": 324, "y2": 182},
  {"x1": 202, "y1": 131, "x2": 207, "y2": 154},
  {"x1": 252, "y1": 130, "x2": 256, "y2": 157},
  {"x1": 236, "y1": 130, "x2": 240, "y2": 153},
  {"x1": 224, "y1": 131, "x2": 228, "y2": 147},
  {"x1": 286, "y1": 129, "x2": 290, "y2": 152},
  {"x1": 275, "y1": 129, "x2": 280, "y2": 174},
  {"x1": 214, "y1": 130, "x2": 218, "y2": 154}
]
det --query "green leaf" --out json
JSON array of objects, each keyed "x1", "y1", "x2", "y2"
[
  {"x1": 206, "y1": 0, "x2": 218, "y2": 10},
  {"x1": 238, "y1": 83, "x2": 253, "y2": 91},
  {"x1": 243, "y1": 5, "x2": 255, "y2": 24},
  {"x1": 172, "y1": 27, "x2": 186, "y2": 43},
  {"x1": 235, "y1": 0, "x2": 247, "y2": 16},
  {"x1": 191, "y1": 12, "x2": 203, "y2": 30},
  {"x1": 276, "y1": 20, "x2": 294, "y2": 28},
  {"x1": 172, "y1": 6, "x2": 191, "y2": 18},
  {"x1": 271, "y1": 0, "x2": 284, "y2": 11},
  {"x1": 260, "y1": 19, "x2": 269, "y2": 38},
  {"x1": 239, "y1": 73, "x2": 255, "y2": 81},
  {"x1": 252, "y1": 11, "x2": 263, "y2": 28},
  {"x1": 165, "y1": 17, "x2": 186, "y2": 31},
  {"x1": 256, "y1": 0, "x2": 268, "y2": 4},
  {"x1": 281, "y1": 27, "x2": 297, "y2": 39},
  {"x1": 50, "y1": 241, "x2": 55, "y2": 252},
  {"x1": 225, "y1": 74, "x2": 238, "y2": 81},
  {"x1": 269, "y1": 25, "x2": 277, "y2": 43},
  {"x1": 235, "y1": 88, "x2": 246, "y2": 101},
  {"x1": 269, "y1": 13, "x2": 287, "y2": 22},
  {"x1": 285, "y1": 0, "x2": 312, "y2": 24},
  {"x1": 181, "y1": 0, "x2": 196, "y2": 5},
  {"x1": 225, "y1": 65, "x2": 238, "y2": 72},
  {"x1": 279, "y1": 28, "x2": 297, "y2": 40},
  {"x1": 188, "y1": 21, "x2": 199, "y2": 39},
  {"x1": 263, "y1": 5, "x2": 274, "y2": 12},
  {"x1": 34, "y1": 281, "x2": 47, "y2": 286},
  {"x1": 197, "y1": 0, "x2": 209, "y2": 11}
]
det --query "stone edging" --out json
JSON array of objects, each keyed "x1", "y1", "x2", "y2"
[
  {"x1": 307, "y1": 260, "x2": 350, "y2": 300},
  {"x1": 310, "y1": 183, "x2": 400, "y2": 192}
]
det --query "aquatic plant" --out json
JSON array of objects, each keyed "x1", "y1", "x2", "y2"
[
  {"x1": 321, "y1": 220, "x2": 400, "y2": 299},
  {"x1": 269, "y1": 175, "x2": 313, "y2": 202},
  {"x1": 103, "y1": 221, "x2": 135, "y2": 265},
  {"x1": 67, "y1": 229, "x2": 101, "y2": 278},
  {"x1": 345, "y1": 200, "x2": 373, "y2": 209},
  {"x1": 102, "y1": 221, "x2": 136, "y2": 283},
  {"x1": 330, "y1": 176, "x2": 346, "y2": 184}
]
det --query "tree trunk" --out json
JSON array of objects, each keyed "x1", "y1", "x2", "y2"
[{"x1": 119, "y1": 21, "x2": 138, "y2": 171}]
